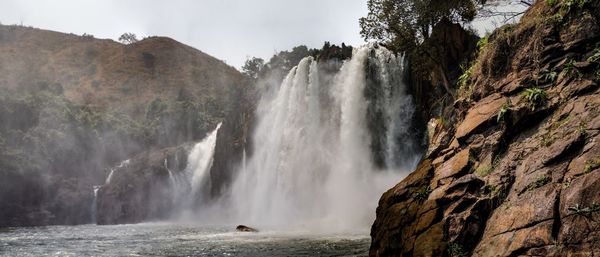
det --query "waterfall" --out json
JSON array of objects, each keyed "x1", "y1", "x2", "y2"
[
  {"x1": 90, "y1": 186, "x2": 101, "y2": 224},
  {"x1": 226, "y1": 45, "x2": 420, "y2": 232},
  {"x1": 90, "y1": 159, "x2": 130, "y2": 224},
  {"x1": 170, "y1": 123, "x2": 222, "y2": 216}
]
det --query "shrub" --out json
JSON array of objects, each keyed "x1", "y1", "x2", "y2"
[
  {"x1": 458, "y1": 63, "x2": 475, "y2": 90},
  {"x1": 497, "y1": 103, "x2": 510, "y2": 123},
  {"x1": 522, "y1": 87, "x2": 547, "y2": 111},
  {"x1": 568, "y1": 203, "x2": 600, "y2": 215},
  {"x1": 563, "y1": 59, "x2": 577, "y2": 75},
  {"x1": 477, "y1": 35, "x2": 489, "y2": 52},
  {"x1": 587, "y1": 48, "x2": 600, "y2": 63},
  {"x1": 475, "y1": 165, "x2": 494, "y2": 177},
  {"x1": 447, "y1": 243, "x2": 468, "y2": 257},
  {"x1": 525, "y1": 176, "x2": 551, "y2": 192},
  {"x1": 414, "y1": 186, "x2": 432, "y2": 202},
  {"x1": 539, "y1": 69, "x2": 558, "y2": 84}
]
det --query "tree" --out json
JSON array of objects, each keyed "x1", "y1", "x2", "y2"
[
  {"x1": 360, "y1": 0, "x2": 481, "y2": 52},
  {"x1": 241, "y1": 57, "x2": 265, "y2": 79},
  {"x1": 118, "y1": 33, "x2": 138, "y2": 44}
]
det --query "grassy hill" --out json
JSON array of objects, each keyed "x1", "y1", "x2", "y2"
[{"x1": 0, "y1": 24, "x2": 253, "y2": 226}]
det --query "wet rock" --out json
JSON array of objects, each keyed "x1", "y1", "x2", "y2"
[
  {"x1": 236, "y1": 225, "x2": 259, "y2": 232},
  {"x1": 96, "y1": 144, "x2": 190, "y2": 225}
]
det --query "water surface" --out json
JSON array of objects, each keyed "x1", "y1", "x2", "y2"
[{"x1": 0, "y1": 223, "x2": 369, "y2": 256}]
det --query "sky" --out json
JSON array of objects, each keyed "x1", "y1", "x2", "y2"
[{"x1": 0, "y1": 0, "x2": 368, "y2": 68}]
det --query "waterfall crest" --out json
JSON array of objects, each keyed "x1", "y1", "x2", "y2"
[{"x1": 226, "y1": 45, "x2": 421, "y2": 232}]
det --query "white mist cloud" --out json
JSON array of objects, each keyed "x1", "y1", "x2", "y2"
[{"x1": 0, "y1": 0, "x2": 367, "y2": 68}]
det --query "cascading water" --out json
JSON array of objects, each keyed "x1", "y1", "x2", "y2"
[
  {"x1": 170, "y1": 123, "x2": 222, "y2": 218},
  {"x1": 90, "y1": 159, "x2": 130, "y2": 224},
  {"x1": 225, "y1": 45, "x2": 421, "y2": 232}
]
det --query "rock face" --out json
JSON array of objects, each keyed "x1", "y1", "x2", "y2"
[
  {"x1": 96, "y1": 145, "x2": 189, "y2": 225},
  {"x1": 370, "y1": 1, "x2": 600, "y2": 256}
]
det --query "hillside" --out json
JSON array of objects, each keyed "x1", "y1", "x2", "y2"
[
  {"x1": 0, "y1": 25, "x2": 253, "y2": 226},
  {"x1": 370, "y1": 0, "x2": 600, "y2": 256}
]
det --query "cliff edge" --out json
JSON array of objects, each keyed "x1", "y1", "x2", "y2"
[{"x1": 370, "y1": 1, "x2": 600, "y2": 256}]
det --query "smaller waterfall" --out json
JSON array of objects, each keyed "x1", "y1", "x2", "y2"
[
  {"x1": 90, "y1": 185, "x2": 101, "y2": 224},
  {"x1": 170, "y1": 123, "x2": 222, "y2": 217},
  {"x1": 90, "y1": 159, "x2": 130, "y2": 224}
]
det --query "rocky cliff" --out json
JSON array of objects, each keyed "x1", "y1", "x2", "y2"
[{"x1": 370, "y1": 1, "x2": 600, "y2": 256}]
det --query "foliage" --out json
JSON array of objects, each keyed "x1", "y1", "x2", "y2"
[
  {"x1": 547, "y1": 0, "x2": 558, "y2": 6},
  {"x1": 583, "y1": 159, "x2": 599, "y2": 174},
  {"x1": 475, "y1": 164, "x2": 494, "y2": 177},
  {"x1": 118, "y1": 32, "x2": 138, "y2": 44},
  {"x1": 477, "y1": 35, "x2": 489, "y2": 52},
  {"x1": 359, "y1": 0, "x2": 479, "y2": 53},
  {"x1": 539, "y1": 69, "x2": 558, "y2": 84},
  {"x1": 241, "y1": 57, "x2": 265, "y2": 79},
  {"x1": 587, "y1": 48, "x2": 600, "y2": 63},
  {"x1": 563, "y1": 59, "x2": 577, "y2": 75},
  {"x1": 568, "y1": 203, "x2": 600, "y2": 216},
  {"x1": 497, "y1": 102, "x2": 510, "y2": 123},
  {"x1": 521, "y1": 87, "x2": 547, "y2": 111},
  {"x1": 458, "y1": 63, "x2": 475, "y2": 90},
  {"x1": 414, "y1": 186, "x2": 432, "y2": 202},
  {"x1": 447, "y1": 243, "x2": 468, "y2": 257},
  {"x1": 525, "y1": 176, "x2": 551, "y2": 192},
  {"x1": 560, "y1": 0, "x2": 592, "y2": 14}
]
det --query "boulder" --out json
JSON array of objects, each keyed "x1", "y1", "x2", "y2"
[{"x1": 236, "y1": 225, "x2": 259, "y2": 232}]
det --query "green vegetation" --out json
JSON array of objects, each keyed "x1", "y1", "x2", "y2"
[
  {"x1": 583, "y1": 159, "x2": 599, "y2": 174},
  {"x1": 458, "y1": 63, "x2": 475, "y2": 91},
  {"x1": 477, "y1": 35, "x2": 489, "y2": 52},
  {"x1": 563, "y1": 59, "x2": 577, "y2": 75},
  {"x1": 360, "y1": 0, "x2": 478, "y2": 52},
  {"x1": 497, "y1": 103, "x2": 510, "y2": 123},
  {"x1": 475, "y1": 165, "x2": 494, "y2": 177},
  {"x1": 547, "y1": 0, "x2": 593, "y2": 24},
  {"x1": 522, "y1": 87, "x2": 548, "y2": 111},
  {"x1": 541, "y1": 133, "x2": 556, "y2": 147},
  {"x1": 447, "y1": 243, "x2": 468, "y2": 257},
  {"x1": 524, "y1": 176, "x2": 551, "y2": 192},
  {"x1": 560, "y1": 0, "x2": 592, "y2": 14},
  {"x1": 588, "y1": 48, "x2": 600, "y2": 63},
  {"x1": 568, "y1": 203, "x2": 600, "y2": 215},
  {"x1": 414, "y1": 186, "x2": 432, "y2": 202},
  {"x1": 539, "y1": 69, "x2": 558, "y2": 84}
]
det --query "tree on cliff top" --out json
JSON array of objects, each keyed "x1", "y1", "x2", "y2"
[{"x1": 360, "y1": 0, "x2": 481, "y2": 53}]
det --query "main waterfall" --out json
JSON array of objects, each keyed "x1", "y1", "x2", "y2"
[{"x1": 225, "y1": 45, "x2": 420, "y2": 232}]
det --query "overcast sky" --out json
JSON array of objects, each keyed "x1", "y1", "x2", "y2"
[
  {"x1": 0, "y1": 0, "x2": 368, "y2": 68},
  {"x1": 0, "y1": 1, "x2": 525, "y2": 69}
]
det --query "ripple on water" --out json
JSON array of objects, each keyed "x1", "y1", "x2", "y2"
[{"x1": 0, "y1": 224, "x2": 369, "y2": 257}]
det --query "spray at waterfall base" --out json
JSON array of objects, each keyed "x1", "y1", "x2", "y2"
[{"x1": 105, "y1": 45, "x2": 424, "y2": 232}]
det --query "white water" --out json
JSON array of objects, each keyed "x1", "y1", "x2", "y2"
[
  {"x1": 171, "y1": 123, "x2": 222, "y2": 216},
  {"x1": 222, "y1": 45, "x2": 419, "y2": 232},
  {"x1": 91, "y1": 159, "x2": 130, "y2": 224}
]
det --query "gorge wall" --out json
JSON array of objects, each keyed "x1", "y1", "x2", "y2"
[{"x1": 370, "y1": 1, "x2": 600, "y2": 256}]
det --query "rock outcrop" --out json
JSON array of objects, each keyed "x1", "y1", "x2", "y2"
[
  {"x1": 96, "y1": 144, "x2": 189, "y2": 225},
  {"x1": 370, "y1": 1, "x2": 600, "y2": 256}
]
